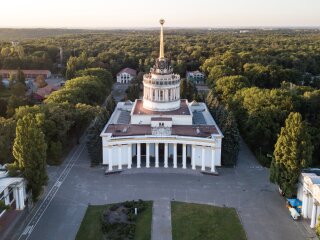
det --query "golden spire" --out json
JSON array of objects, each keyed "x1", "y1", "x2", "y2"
[{"x1": 159, "y1": 19, "x2": 165, "y2": 59}]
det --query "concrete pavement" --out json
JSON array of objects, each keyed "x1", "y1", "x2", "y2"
[
  {"x1": 152, "y1": 199, "x2": 172, "y2": 240},
  {"x1": 10, "y1": 137, "x2": 317, "y2": 240}
]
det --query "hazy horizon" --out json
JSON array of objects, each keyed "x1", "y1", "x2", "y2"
[{"x1": 0, "y1": 0, "x2": 319, "y2": 28}]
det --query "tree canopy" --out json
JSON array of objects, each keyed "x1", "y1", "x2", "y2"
[{"x1": 270, "y1": 112, "x2": 313, "y2": 197}]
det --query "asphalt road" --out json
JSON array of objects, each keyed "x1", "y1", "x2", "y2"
[{"x1": 11, "y1": 137, "x2": 316, "y2": 240}]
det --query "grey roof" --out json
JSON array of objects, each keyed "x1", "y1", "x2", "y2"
[
  {"x1": 117, "y1": 110, "x2": 131, "y2": 124},
  {"x1": 192, "y1": 111, "x2": 206, "y2": 125}
]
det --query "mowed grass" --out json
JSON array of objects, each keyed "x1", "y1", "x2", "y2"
[
  {"x1": 171, "y1": 202, "x2": 247, "y2": 240},
  {"x1": 134, "y1": 201, "x2": 153, "y2": 240},
  {"x1": 76, "y1": 205, "x2": 106, "y2": 240},
  {"x1": 76, "y1": 201, "x2": 152, "y2": 240}
]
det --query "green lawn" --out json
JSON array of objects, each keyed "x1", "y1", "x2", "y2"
[
  {"x1": 134, "y1": 201, "x2": 153, "y2": 240},
  {"x1": 171, "y1": 202, "x2": 247, "y2": 240},
  {"x1": 76, "y1": 201, "x2": 152, "y2": 240}
]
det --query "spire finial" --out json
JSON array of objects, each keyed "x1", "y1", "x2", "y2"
[{"x1": 159, "y1": 19, "x2": 165, "y2": 59}]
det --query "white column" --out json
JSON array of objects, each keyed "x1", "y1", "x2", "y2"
[
  {"x1": 173, "y1": 143, "x2": 177, "y2": 168},
  {"x1": 302, "y1": 191, "x2": 308, "y2": 217},
  {"x1": 4, "y1": 188, "x2": 10, "y2": 205},
  {"x1": 211, "y1": 148, "x2": 216, "y2": 172},
  {"x1": 201, "y1": 147, "x2": 206, "y2": 171},
  {"x1": 18, "y1": 186, "x2": 25, "y2": 210},
  {"x1": 155, "y1": 143, "x2": 159, "y2": 168},
  {"x1": 108, "y1": 145, "x2": 113, "y2": 171},
  {"x1": 317, "y1": 205, "x2": 320, "y2": 226},
  {"x1": 14, "y1": 187, "x2": 20, "y2": 210},
  {"x1": 137, "y1": 143, "x2": 141, "y2": 168},
  {"x1": 182, "y1": 144, "x2": 187, "y2": 169},
  {"x1": 118, "y1": 145, "x2": 122, "y2": 170},
  {"x1": 164, "y1": 143, "x2": 168, "y2": 168},
  {"x1": 192, "y1": 145, "x2": 196, "y2": 170},
  {"x1": 127, "y1": 144, "x2": 132, "y2": 169},
  {"x1": 311, "y1": 199, "x2": 317, "y2": 228},
  {"x1": 146, "y1": 143, "x2": 150, "y2": 168}
]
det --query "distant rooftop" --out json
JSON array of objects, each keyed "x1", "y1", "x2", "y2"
[
  {"x1": 117, "y1": 68, "x2": 137, "y2": 76},
  {"x1": 0, "y1": 69, "x2": 51, "y2": 75}
]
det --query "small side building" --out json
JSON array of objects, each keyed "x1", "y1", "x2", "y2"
[
  {"x1": 116, "y1": 68, "x2": 137, "y2": 84},
  {"x1": 297, "y1": 169, "x2": 320, "y2": 228},
  {"x1": 0, "y1": 166, "x2": 27, "y2": 218},
  {"x1": 186, "y1": 71, "x2": 205, "y2": 84}
]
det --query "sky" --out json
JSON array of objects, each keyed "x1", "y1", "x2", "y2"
[{"x1": 0, "y1": 0, "x2": 319, "y2": 28}]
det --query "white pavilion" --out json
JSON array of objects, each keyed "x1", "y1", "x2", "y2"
[{"x1": 101, "y1": 19, "x2": 223, "y2": 172}]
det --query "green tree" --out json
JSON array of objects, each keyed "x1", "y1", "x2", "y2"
[
  {"x1": 16, "y1": 69, "x2": 26, "y2": 86},
  {"x1": 0, "y1": 99, "x2": 7, "y2": 117},
  {"x1": 13, "y1": 113, "x2": 48, "y2": 201},
  {"x1": 66, "y1": 56, "x2": 77, "y2": 80},
  {"x1": 76, "y1": 68, "x2": 113, "y2": 90},
  {"x1": 11, "y1": 82, "x2": 26, "y2": 97},
  {"x1": 6, "y1": 95, "x2": 28, "y2": 117},
  {"x1": 0, "y1": 117, "x2": 16, "y2": 164},
  {"x1": 215, "y1": 75, "x2": 250, "y2": 104},
  {"x1": 9, "y1": 73, "x2": 16, "y2": 88},
  {"x1": 180, "y1": 79, "x2": 188, "y2": 99},
  {"x1": 105, "y1": 94, "x2": 116, "y2": 113},
  {"x1": 86, "y1": 108, "x2": 110, "y2": 165},
  {"x1": 206, "y1": 65, "x2": 234, "y2": 87},
  {"x1": 270, "y1": 112, "x2": 313, "y2": 197},
  {"x1": 231, "y1": 87, "x2": 295, "y2": 165},
  {"x1": 206, "y1": 92, "x2": 240, "y2": 166}
]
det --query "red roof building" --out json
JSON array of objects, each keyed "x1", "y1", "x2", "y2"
[
  {"x1": 0, "y1": 70, "x2": 52, "y2": 79},
  {"x1": 116, "y1": 68, "x2": 137, "y2": 84}
]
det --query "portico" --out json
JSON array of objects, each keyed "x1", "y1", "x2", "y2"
[
  {"x1": 0, "y1": 177, "x2": 27, "y2": 218},
  {"x1": 298, "y1": 173, "x2": 320, "y2": 228},
  {"x1": 104, "y1": 140, "x2": 218, "y2": 172}
]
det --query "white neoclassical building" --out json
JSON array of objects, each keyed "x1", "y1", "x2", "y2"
[
  {"x1": 101, "y1": 19, "x2": 223, "y2": 172},
  {"x1": 298, "y1": 171, "x2": 320, "y2": 228},
  {"x1": 116, "y1": 68, "x2": 137, "y2": 84}
]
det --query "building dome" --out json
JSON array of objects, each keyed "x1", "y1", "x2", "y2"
[{"x1": 142, "y1": 19, "x2": 181, "y2": 112}]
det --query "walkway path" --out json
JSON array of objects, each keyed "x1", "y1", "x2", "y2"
[{"x1": 152, "y1": 199, "x2": 172, "y2": 240}]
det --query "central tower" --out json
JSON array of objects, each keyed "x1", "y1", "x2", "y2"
[{"x1": 142, "y1": 19, "x2": 181, "y2": 112}]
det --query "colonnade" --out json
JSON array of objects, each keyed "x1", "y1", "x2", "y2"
[
  {"x1": 144, "y1": 87, "x2": 180, "y2": 102},
  {"x1": 301, "y1": 189, "x2": 320, "y2": 228},
  {"x1": 1, "y1": 182, "x2": 25, "y2": 211},
  {"x1": 107, "y1": 142, "x2": 216, "y2": 172}
]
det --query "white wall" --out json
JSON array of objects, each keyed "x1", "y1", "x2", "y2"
[{"x1": 131, "y1": 113, "x2": 192, "y2": 125}]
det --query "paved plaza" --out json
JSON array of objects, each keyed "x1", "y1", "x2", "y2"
[{"x1": 11, "y1": 138, "x2": 317, "y2": 240}]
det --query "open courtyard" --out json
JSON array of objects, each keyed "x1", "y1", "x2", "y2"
[{"x1": 12, "y1": 138, "x2": 316, "y2": 240}]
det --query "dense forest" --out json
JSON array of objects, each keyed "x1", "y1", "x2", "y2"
[{"x1": 0, "y1": 28, "x2": 320, "y2": 168}]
